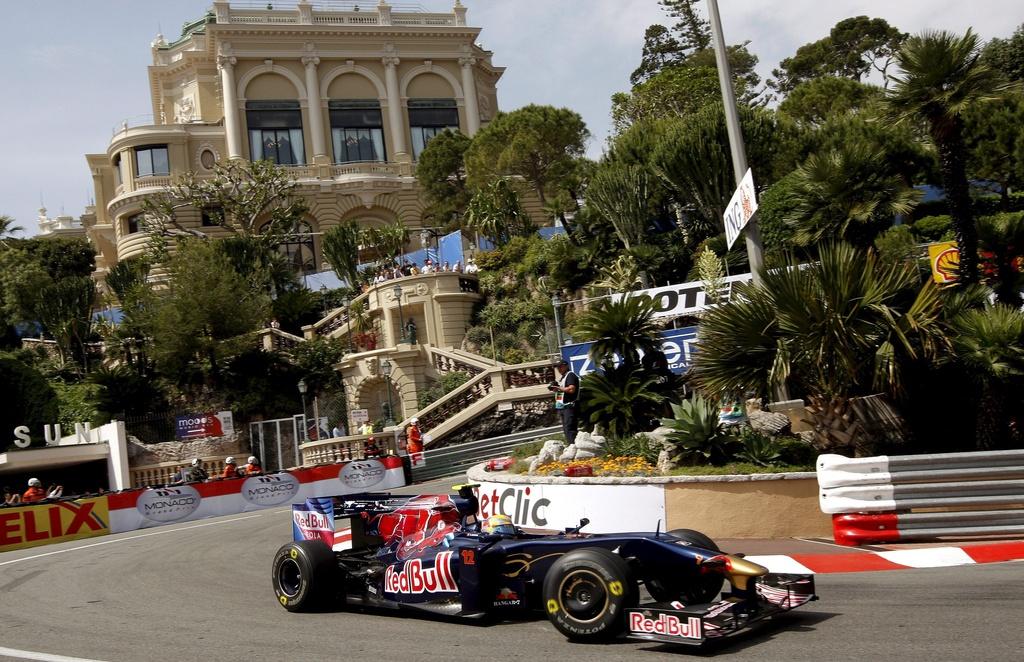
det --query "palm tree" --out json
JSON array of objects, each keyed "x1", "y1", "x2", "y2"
[
  {"x1": 951, "y1": 305, "x2": 1024, "y2": 449},
  {"x1": 690, "y1": 243, "x2": 947, "y2": 453},
  {"x1": 783, "y1": 143, "x2": 921, "y2": 248},
  {"x1": 573, "y1": 296, "x2": 660, "y2": 369},
  {"x1": 0, "y1": 214, "x2": 24, "y2": 246},
  {"x1": 322, "y1": 221, "x2": 364, "y2": 289},
  {"x1": 464, "y1": 178, "x2": 533, "y2": 247},
  {"x1": 579, "y1": 364, "x2": 664, "y2": 438},
  {"x1": 886, "y1": 29, "x2": 1011, "y2": 284}
]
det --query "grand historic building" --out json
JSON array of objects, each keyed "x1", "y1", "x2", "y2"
[{"x1": 85, "y1": 0, "x2": 509, "y2": 281}]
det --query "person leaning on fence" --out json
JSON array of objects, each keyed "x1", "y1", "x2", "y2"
[
  {"x1": 22, "y1": 478, "x2": 47, "y2": 503},
  {"x1": 363, "y1": 435, "x2": 381, "y2": 458},
  {"x1": 221, "y1": 457, "x2": 239, "y2": 479},
  {"x1": 244, "y1": 456, "x2": 263, "y2": 476},
  {"x1": 188, "y1": 458, "x2": 208, "y2": 482},
  {"x1": 3, "y1": 486, "x2": 21, "y2": 505},
  {"x1": 550, "y1": 358, "x2": 580, "y2": 446}
]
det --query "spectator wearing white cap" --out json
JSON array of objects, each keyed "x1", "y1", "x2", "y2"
[{"x1": 221, "y1": 457, "x2": 239, "y2": 479}]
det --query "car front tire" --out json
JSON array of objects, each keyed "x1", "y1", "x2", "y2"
[{"x1": 542, "y1": 547, "x2": 637, "y2": 642}]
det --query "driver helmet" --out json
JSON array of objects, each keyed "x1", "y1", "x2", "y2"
[
  {"x1": 28, "y1": 477, "x2": 42, "y2": 487},
  {"x1": 191, "y1": 458, "x2": 201, "y2": 467},
  {"x1": 481, "y1": 514, "x2": 516, "y2": 537},
  {"x1": 247, "y1": 456, "x2": 258, "y2": 464},
  {"x1": 225, "y1": 456, "x2": 236, "y2": 465}
]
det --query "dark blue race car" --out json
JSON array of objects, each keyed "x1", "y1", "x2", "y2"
[{"x1": 271, "y1": 485, "x2": 817, "y2": 646}]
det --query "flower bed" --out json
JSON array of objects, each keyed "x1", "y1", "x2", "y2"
[{"x1": 533, "y1": 455, "x2": 658, "y2": 477}]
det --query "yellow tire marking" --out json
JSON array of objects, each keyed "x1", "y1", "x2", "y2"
[
  {"x1": 609, "y1": 581, "x2": 623, "y2": 597},
  {"x1": 547, "y1": 598, "x2": 559, "y2": 614},
  {"x1": 279, "y1": 595, "x2": 288, "y2": 606},
  {"x1": 290, "y1": 548, "x2": 298, "y2": 559}
]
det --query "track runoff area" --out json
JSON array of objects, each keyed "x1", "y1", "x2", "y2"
[{"x1": 0, "y1": 479, "x2": 1022, "y2": 662}]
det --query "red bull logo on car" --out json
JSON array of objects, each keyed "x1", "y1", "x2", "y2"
[
  {"x1": 384, "y1": 551, "x2": 457, "y2": 595},
  {"x1": 629, "y1": 613, "x2": 702, "y2": 640}
]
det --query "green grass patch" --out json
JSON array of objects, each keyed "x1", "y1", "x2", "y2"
[{"x1": 666, "y1": 462, "x2": 814, "y2": 476}]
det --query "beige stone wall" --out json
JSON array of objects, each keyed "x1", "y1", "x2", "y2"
[{"x1": 664, "y1": 478, "x2": 831, "y2": 538}]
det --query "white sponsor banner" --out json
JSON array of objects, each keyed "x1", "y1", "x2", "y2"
[
  {"x1": 725, "y1": 168, "x2": 758, "y2": 250},
  {"x1": 350, "y1": 408, "x2": 370, "y2": 424},
  {"x1": 475, "y1": 482, "x2": 666, "y2": 533},
  {"x1": 109, "y1": 461, "x2": 406, "y2": 533},
  {"x1": 613, "y1": 273, "x2": 753, "y2": 320}
]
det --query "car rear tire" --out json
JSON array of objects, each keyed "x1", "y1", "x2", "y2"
[
  {"x1": 271, "y1": 541, "x2": 338, "y2": 612},
  {"x1": 542, "y1": 547, "x2": 637, "y2": 642},
  {"x1": 646, "y1": 529, "x2": 724, "y2": 605}
]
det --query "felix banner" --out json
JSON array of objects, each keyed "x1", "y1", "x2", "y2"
[
  {"x1": 560, "y1": 327, "x2": 700, "y2": 377},
  {"x1": 0, "y1": 497, "x2": 109, "y2": 552}
]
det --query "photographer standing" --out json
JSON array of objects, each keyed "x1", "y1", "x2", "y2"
[{"x1": 550, "y1": 358, "x2": 580, "y2": 446}]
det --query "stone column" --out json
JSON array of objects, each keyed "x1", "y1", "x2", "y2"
[
  {"x1": 303, "y1": 54, "x2": 328, "y2": 164},
  {"x1": 218, "y1": 54, "x2": 242, "y2": 160},
  {"x1": 459, "y1": 55, "x2": 480, "y2": 136},
  {"x1": 382, "y1": 53, "x2": 408, "y2": 160}
]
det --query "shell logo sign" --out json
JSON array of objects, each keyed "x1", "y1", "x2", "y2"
[{"x1": 928, "y1": 241, "x2": 959, "y2": 284}]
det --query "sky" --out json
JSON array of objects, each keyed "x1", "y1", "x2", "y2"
[{"x1": 1, "y1": 0, "x2": 1021, "y2": 235}]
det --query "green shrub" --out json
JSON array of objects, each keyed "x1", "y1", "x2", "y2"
[
  {"x1": 660, "y1": 395, "x2": 737, "y2": 466},
  {"x1": 776, "y1": 436, "x2": 818, "y2": 467},
  {"x1": 605, "y1": 433, "x2": 662, "y2": 465},
  {"x1": 733, "y1": 428, "x2": 783, "y2": 467},
  {"x1": 874, "y1": 225, "x2": 918, "y2": 265},
  {"x1": 417, "y1": 371, "x2": 472, "y2": 409},
  {"x1": 0, "y1": 354, "x2": 59, "y2": 448},
  {"x1": 512, "y1": 438, "x2": 550, "y2": 459},
  {"x1": 910, "y1": 215, "x2": 954, "y2": 242}
]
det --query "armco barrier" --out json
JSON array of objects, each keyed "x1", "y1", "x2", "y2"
[
  {"x1": 410, "y1": 426, "x2": 560, "y2": 483},
  {"x1": 817, "y1": 450, "x2": 1024, "y2": 546},
  {"x1": 1, "y1": 456, "x2": 407, "y2": 553}
]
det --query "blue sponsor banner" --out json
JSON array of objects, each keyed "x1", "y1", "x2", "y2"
[{"x1": 560, "y1": 326, "x2": 700, "y2": 377}]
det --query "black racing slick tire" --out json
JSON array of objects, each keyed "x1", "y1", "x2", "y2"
[
  {"x1": 271, "y1": 541, "x2": 338, "y2": 612},
  {"x1": 542, "y1": 547, "x2": 638, "y2": 642},
  {"x1": 646, "y1": 528, "x2": 724, "y2": 605}
]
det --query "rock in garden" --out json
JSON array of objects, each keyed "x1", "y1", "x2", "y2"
[
  {"x1": 536, "y1": 439, "x2": 564, "y2": 465},
  {"x1": 558, "y1": 445, "x2": 578, "y2": 462},
  {"x1": 657, "y1": 449, "x2": 675, "y2": 474},
  {"x1": 574, "y1": 449, "x2": 596, "y2": 460},
  {"x1": 575, "y1": 438, "x2": 604, "y2": 453},
  {"x1": 748, "y1": 410, "x2": 791, "y2": 435}
]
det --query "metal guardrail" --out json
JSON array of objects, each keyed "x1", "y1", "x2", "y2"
[
  {"x1": 411, "y1": 426, "x2": 560, "y2": 483},
  {"x1": 817, "y1": 450, "x2": 1024, "y2": 546}
]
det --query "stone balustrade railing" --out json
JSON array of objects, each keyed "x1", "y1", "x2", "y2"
[
  {"x1": 256, "y1": 327, "x2": 305, "y2": 353},
  {"x1": 428, "y1": 347, "x2": 489, "y2": 376},
  {"x1": 129, "y1": 456, "x2": 230, "y2": 488},
  {"x1": 214, "y1": 1, "x2": 465, "y2": 28},
  {"x1": 299, "y1": 433, "x2": 399, "y2": 466}
]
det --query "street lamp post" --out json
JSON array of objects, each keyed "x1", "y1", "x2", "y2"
[
  {"x1": 706, "y1": 0, "x2": 765, "y2": 285},
  {"x1": 393, "y1": 284, "x2": 405, "y2": 344},
  {"x1": 381, "y1": 358, "x2": 395, "y2": 427},
  {"x1": 297, "y1": 379, "x2": 308, "y2": 442},
  {"x1": 551, "y1": 292, "x2": 564, "y2": 350},
  {"x1": 320, "y1": 284, "x2": 329, "y2": 317}
]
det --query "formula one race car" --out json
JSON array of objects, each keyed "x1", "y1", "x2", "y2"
[{"x1": 271, "y1": 485, "x2": 817, "y2": 646}]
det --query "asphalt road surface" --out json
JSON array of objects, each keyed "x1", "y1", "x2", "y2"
[{"x1": 1, "y1": 478, "x2": 1022, "y2": 662}]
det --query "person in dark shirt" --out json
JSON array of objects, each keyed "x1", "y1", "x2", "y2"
[{"x1": 550, "y1": 358, "x2": 580, "y2": 446}]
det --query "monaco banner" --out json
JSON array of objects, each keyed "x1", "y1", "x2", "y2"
[{"x1": 105, "y1": 457, "x2": 406, "y2": 533}]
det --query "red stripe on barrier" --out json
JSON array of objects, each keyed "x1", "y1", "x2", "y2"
[
  {"x1": 790, "y1": 552, "x2": 907, "y2": 573},
  {"x1": 962, "y1": 541, "x2": 1024, "y2": 564},
  {"x1": 832, "y1": 512, "x2": 901, "y2": 546}
]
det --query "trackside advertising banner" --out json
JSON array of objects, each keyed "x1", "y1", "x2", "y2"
[
  {"x1": 561, "y1": 326, "x2": 699, "y2": 377},
  {"x1": 612, "y1": 273, "x2": 754, "y2": 320},
  {"x1": 0, "y1": 497, "x2": 110, "y2": 553},
  {"x1": 475, "y1": 482, "x2": 666, "y2": 533},
  {"x1": 106, "y1": 457, "x2": 406, "y2": 534}
]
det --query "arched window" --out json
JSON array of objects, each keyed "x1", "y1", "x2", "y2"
[{"x1": 275, "y1": 220, "x2": 316, "y2": 275}]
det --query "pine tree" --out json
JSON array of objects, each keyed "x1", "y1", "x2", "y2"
[{"x1": 660, "y1": 0, "x2": 711, "y2": 53}]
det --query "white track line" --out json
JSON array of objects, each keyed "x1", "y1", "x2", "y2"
[
  {"x1": 0, "y1": 512, "x2": 270, "y2": 568},
  {"x1": 0, "y1": 646, "x2": 109, "y2": 662}
]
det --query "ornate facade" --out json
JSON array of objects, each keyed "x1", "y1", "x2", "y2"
[{"x1": 85, "y1": 0, "x2": 513, "y2": 281}]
